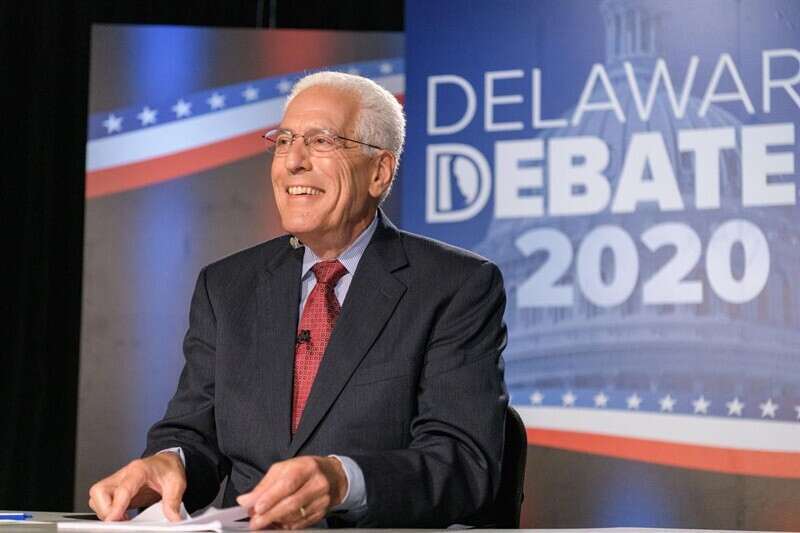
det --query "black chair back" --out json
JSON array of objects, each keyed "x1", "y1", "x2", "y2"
[
  {"x1": 495, "y1": 405, "x2": 527, "y2": 527},
  {"x1": 468, "y1": 404, "x2": 527, "y2": 528}
]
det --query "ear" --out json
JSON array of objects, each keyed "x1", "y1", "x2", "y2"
[{"x1": 368, "y1": 150, "x2": 396, "y2": 199}]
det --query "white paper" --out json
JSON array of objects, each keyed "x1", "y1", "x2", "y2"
[
  {"x1": 132, "y1": 502, "x2": 190, "y2": 523},
  {"x1": 57, "y1": 502, "x2": 250, "y2": 532}
]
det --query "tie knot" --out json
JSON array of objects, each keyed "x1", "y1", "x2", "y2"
[{"x1": 311, "y1": 260, "x2": 347, "y2": 286}]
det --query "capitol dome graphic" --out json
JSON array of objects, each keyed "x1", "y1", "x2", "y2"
[{"x1": 473, "y1": 0, "x2": 800, "y2": 423}]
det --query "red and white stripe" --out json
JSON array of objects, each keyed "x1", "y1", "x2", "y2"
[
  {"x1": 519, "y1": 406, "x2": 800, "y2": 478},
  {"x1": 85, "y1": 74, "x2": 404, "y2": 198}
]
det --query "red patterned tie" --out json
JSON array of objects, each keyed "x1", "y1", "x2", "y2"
[{"x1": 292, "y1": 260, "x2": 348, "y2": 434}]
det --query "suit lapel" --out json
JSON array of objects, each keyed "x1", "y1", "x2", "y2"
[
  {"x1": 288, "y1": 217, "x2": 408, "y2": 455},
  {"x1": 256, "y1": 242, "x2": 304, "y2": 451}
]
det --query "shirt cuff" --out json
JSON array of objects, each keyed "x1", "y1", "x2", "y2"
[
  {"x1": 327, "y1": 455, "x2": 367, "y2": 515},
  {"x1": 157, "y1": 447, "x2": 186, "y2": 468}
]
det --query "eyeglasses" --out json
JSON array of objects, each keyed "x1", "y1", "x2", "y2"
[{"x1": 262, "y1": 128, "x2": 383, "y2": 155}]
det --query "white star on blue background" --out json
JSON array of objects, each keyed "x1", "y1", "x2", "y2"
[
  {"x1": 626, "y1": 393, "x2": 642, "y2": 410},
  {"x1": 172, "y1": 99, "x2": 192, "y2": 118},
  {"x1": 760, "y1": 398, "x2": 778, "y2": 418},
  {"x1": 277, "y1": 79, "x2": 292, "y2": 94},
  {"x1": 207, "y1": 92, "x2": 226, "y2": 110},
  {"x1": 593, "y1": 392, "x2": 609, "y2": 408},
  {"x1": 562, "y1": 391, "x2": 576, "y2": 407},
  {"x1": 726, "y1": 397, "x2": 744, "y2": 416},
  {"x1": 692, "y1": 396, "x2": 711, "y2": 414},
  {"x1": 102, "y1": 113, "x2": 123, "y2": 134},
  {"x1": 242, "y1": 86, "x2": 259, "y2": 101},
  {"x1": 136, "y1": 106, "x2": 157, "y2": 126},
  {"x1": 659, "y1": 394, "x2": 676, "y2": 412}
]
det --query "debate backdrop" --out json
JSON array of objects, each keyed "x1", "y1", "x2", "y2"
[{"x1": 403, "y1": 0, "x2": 799, "y2": 529}]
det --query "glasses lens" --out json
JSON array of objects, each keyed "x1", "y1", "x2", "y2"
[
  {"x1": 305, "y1": 130, "x2": 338, "y2": 153},
  {"x1": 264, "y1": 130, "x2": 293, "y2": 153}
]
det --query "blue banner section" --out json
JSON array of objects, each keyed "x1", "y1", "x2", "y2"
[{"x1": 404, "y1": 0, "x2": 800, "y2": 469}]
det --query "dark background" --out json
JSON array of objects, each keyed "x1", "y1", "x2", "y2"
[{"x1": 1, "y1": 0, "x2": 403, "y2": 511}]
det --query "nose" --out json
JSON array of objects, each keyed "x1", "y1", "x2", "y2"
[{"x1": 284, "y1": 136, "x2": 311, "y2": 174}]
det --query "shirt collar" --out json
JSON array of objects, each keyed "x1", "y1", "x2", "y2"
[{"x1": 300, "y1": 214, "x2": 379, "y2": 279}]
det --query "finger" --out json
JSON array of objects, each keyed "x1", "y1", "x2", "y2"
[
  {"x1": 237, "y1": 477, "x2": 268, "y2": 508},
  {"x1": 292, "y1": 509, "x2": 327, "y2": 530},
  {"x1": 255, "y1": 481, "x2": 325, "y2": 530},
  {"x1": 249, "y1": 468, "x2": 309, "y2": 514},
  {"x1": 252, "y1": 477, "x2": 303, "y2": 517},
  {"x1": 281, "y1": 499, "x2": 328, "y2": 531},
  {"x1": 237, "y1": 469, "x2": 282, "y2": 508},
  {"x1": 237, "y1": 492, "x2": 254, "y2": 508},
  {"x1": 107, "y1": 486, "x2": 133, "y2": 521},
  {"x1": 107, "y1": 474, "x2": 144, "y2": 521},
  {"x1": 88, "y1": 485, "x2": 113, "y2": 521},
  {"x1": 159, "y1": 475, "x2": 186, "y2": 522},
  {"x1": 254, "y1": 497, "x2": 326, "y2": 531}
]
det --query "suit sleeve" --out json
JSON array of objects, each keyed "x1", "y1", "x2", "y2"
[
  {"x1": 348, "y1": 260, "x2": 508, "y2": 527},
  {"x1": 143, "y1": 267, "x2": 231, "y2": 512}
]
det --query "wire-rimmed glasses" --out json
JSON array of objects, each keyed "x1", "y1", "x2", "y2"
[{"x1": 262, "y1": 128, "x2": 383, "y2": 155}]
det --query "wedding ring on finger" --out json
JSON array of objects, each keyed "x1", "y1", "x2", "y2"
[{"x1": 299, "y1": 506, "x2": 306, "y2": 519}]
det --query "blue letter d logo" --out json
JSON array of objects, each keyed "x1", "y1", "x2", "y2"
[{"x1": 426, "y1": 144, "x2": 491, "y2": 223}]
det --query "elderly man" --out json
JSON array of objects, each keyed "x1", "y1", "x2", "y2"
[{"x1": 89, "y1": 72, "x2": 507, "y2": 529}]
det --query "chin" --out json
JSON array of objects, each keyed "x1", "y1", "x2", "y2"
[{"x1": 279, "y1": 213, "x2": 321, "y2": 238}]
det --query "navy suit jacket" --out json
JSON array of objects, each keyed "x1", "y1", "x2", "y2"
[{"x1": 144, "y1": 214, "x2": 508, "y2": 527}]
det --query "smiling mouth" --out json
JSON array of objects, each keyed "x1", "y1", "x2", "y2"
[{"x1": 286, "y1": 185, "x2": 324, "y2": 196}]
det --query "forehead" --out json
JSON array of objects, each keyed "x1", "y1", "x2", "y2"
[{"x1": 281, "y1": 85, "x2": 360, "y2": 132}]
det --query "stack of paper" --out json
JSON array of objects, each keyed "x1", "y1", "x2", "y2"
[{"x1": 57, "y1": 503, "x2": 250, "y2": 532}]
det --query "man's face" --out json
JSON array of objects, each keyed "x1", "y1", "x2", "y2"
[{"x1": 270, "y1": 86, "x2": 390, "y2": 251}]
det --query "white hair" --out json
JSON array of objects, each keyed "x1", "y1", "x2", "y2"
[{"x1": 286, "y1": 71, "x2": 406, "y2": 201}]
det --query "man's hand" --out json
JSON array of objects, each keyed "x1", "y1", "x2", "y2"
[
  {"x1": 237, "y1": 456, "x2": 348, "y2": 530},
  {"x1": 88, "y1": 453, "x2": 186, "y2": 522}
]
